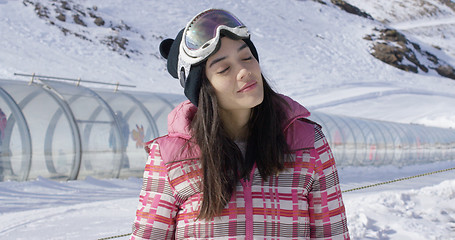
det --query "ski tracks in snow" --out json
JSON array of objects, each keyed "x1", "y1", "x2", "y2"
[
  {"x1": 390, "y1": 16, "x2": 455, "y2": 30},
  {"x1": 305, "y1": 81, "x2": 455, "y2": 110}
]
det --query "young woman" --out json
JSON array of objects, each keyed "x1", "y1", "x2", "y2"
[{"x1": 130, "y1": 9, "x2": 349, "y2": 240}]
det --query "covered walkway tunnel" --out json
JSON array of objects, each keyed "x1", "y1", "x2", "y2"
[
  {"x1": 0, "y1": 78, "x2": 184, "y2": 181},
  {"x1": 310, "y1": 112, "x2": 455, "y2": 167},
  {"x1": 0, "y1": 78, "x2": 454, "y2": 181}
]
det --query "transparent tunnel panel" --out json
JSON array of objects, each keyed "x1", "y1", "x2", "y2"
[
  {"x1": 24, "y1": 87, "x2": 74, "y2": 179},
  {"x1": 47, "y1": 113, "x2": 74, "y2": 177},
  {"x1": 344, "y1": 117, "x2": 368, "y2": 165},
  {"x1": 387, "y1": 123, "x2": 407, "y2": 166},
  {"x1": 420, "y1": 125, "x2": 435, "y2": 162},
  {"x1": 425, "y1": 127, "x2": 442, "y2": 162},
  {"x1": 1, "y1": 82, "x2": 76, "y2": 180},
  {"x1": 365, "y1": 120, "x2": 387, "y2": 166},
  {"x1": 400, "y1": 124, "x2": 419, "y2": 163},
  {"x1": 436, "y1": 127, "x2": 455, "y2": 160},
  {"x1": 332, "y1": 116, "x2": 358, "y2": 166},
  {"x1": 96, "y1": 89, "x2": 161, "y2": 178},
  {"x1": 134, "y1": 92, "x2": 186, "y2": 136},
  {"x1": 41, "y1": 80, "x2": 122, "y2": 180},
  {"x1": 0, "y1": 86, "x2": 31, "y2": 181},
  {"x1": 318, "y1": 113, "x2": 345, "y2": 164},
  {"x1": 381, "y1": 121, "x2": 397, "y2": 164}
]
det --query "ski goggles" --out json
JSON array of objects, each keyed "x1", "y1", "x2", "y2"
[{"x1": 177, "y1": 9, "x2": 250, "y2": 86}]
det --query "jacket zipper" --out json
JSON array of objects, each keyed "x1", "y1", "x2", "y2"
[{"x1": 240, "y1": 164, "x2": 256, "y2": 240}]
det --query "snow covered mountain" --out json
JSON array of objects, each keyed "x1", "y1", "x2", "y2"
[
  {"x1": 1, "y1": 0, "x2": 455, "y2": 129},
  {"x1": 345, "y1": 0, "x2": 455, "y2": 58}
]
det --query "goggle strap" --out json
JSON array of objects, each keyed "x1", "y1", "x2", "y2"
[{"x1": 178, "y1": 55, "x2": 192, "y2": 87}]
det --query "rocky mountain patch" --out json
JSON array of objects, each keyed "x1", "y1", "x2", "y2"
[
  {"x1": 315, "y1": 0, "x2": 455, "y2": 80},
  {"x1": 365, "y1": 28, "x2": 455, "y2": 80},
  {"x1": 22, "y1": 0, "x2": 162, "y2": 58}
]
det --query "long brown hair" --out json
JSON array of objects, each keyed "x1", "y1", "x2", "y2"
[{"x1": 191, "y1": 66, "x2": 290, "y2": 220}]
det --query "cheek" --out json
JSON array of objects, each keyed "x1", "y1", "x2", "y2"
[
  {"x1": 209, "y1": 76, "x2": 232, "y2": 95},
  {"x1": 253, "y1": 62, "x2": 261, "y2": 75}
]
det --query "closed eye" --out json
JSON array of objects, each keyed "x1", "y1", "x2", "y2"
[
  {"x1": 243, "y1": 56, "x2": 252, "y2": 61},
  {"x1": 217, "y1": 66, "x2": 230, "y2": 74}
]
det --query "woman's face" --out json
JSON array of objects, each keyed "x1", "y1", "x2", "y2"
[{"x1": 205, "y1": 37, "x2": 264, "y2": 114}]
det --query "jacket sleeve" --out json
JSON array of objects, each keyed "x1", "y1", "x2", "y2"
[
  {"x1": 130, "y1": 140, "x2": 178, "y2": 240},
  {"x1": 308, "y1": 126, "x2": 350, "y2": 239}
]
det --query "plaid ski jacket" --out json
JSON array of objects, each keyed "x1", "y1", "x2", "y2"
[{"x1": 130, "y1": 95, "x2": 350, "y2": 240}]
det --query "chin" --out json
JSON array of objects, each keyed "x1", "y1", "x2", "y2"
[{"x1": 247, "y1": 94, "x2": 264, "y2": 109}]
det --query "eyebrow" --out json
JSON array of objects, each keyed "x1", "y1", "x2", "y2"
[{"x1": 208, "y1": 43, "x2": 248, "y2": 68}]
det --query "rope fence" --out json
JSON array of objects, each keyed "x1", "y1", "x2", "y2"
[
  {"x1": 98, "y1": 233, "x2": 131, "y2": 240},
  {"x1": 98, "y1": 165, "x2": 455, "y2": 240},
  {"x1": 341, "y1": 166, "x2": 455, "y2": 193}
]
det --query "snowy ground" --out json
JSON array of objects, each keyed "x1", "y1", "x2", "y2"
[
  {"x1": 0, "y1": 161, "x2": 454, "y2": 240},
  {"x1": 1, "y1": 0, "x2": 455, "y2": 239}
]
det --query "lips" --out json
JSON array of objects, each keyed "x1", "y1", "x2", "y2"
[{"x1": 238, "y1": 81, "x2": 257, "y2": 92}]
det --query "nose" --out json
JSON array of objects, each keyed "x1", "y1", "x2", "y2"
[{"x1": 237, "y1": 67, "x2": 251, "y2": 82}]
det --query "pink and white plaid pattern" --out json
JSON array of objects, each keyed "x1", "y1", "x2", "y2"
[{"x1": 130, "y1": 126, "x2": 349, "y2": 240}]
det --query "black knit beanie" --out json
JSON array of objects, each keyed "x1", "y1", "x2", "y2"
[{"x1": 159, "y1": 29, "x2": 259, "y2": 106}]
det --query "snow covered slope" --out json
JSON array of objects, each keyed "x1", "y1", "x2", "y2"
[
  {"x1": 345, "y1": 0, "x2": 455, "y2": 59},
  {"x1": 1, "y1": 0, "x2": 455, "y2": 128}
]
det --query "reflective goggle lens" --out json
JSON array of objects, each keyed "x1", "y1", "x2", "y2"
[{"x1": 185, "y1": 9, "x2": 244, "y2": 50}]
